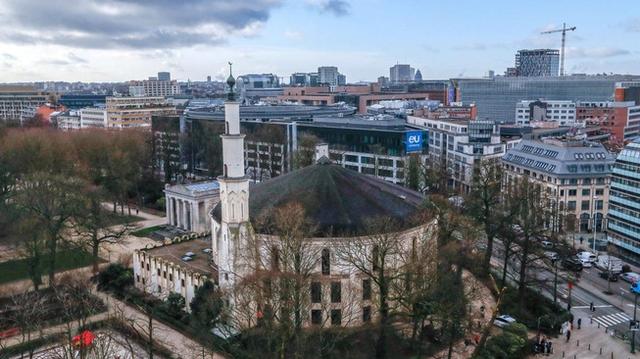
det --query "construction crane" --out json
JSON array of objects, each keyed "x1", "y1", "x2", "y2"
[{"x1": 541, "y1": 23, "x2": 576, "y2": 76}]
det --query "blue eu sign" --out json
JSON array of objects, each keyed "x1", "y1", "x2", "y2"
[{"x1": 405, "y1": 131, "x2": 423, "y2": 153}]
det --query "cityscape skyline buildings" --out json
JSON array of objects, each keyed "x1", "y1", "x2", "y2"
[{"x1": 0, "y1": 0, "x2": 638, "y2": 83}]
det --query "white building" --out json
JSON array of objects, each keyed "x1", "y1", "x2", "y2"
[
  {"x1": 407, "y1": 116, "x2": 506, "y2": 193},
  {"x1": 128, "y1": 79, "x2": 180, "y2": 97},
  {"x1": 55, "y1": 110, "x2": 81, "y2": 130},
  {"x1": 80, "y1": 107, "x2": 108, "y2": 128},
  {"x1": 515, "y1": 100, "x2": 577, "y2": 127},
  {"x1": 165, "y1": 181, "x2": 221, "y2": 233},
  {"x1": 0, "y1": 86, "x2": 50, "y2": 122},
  {"x1": 106, "y1": 96, "x2": 176, "y2": 128}
]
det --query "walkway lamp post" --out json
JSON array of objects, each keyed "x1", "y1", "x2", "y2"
[{"x1": 631, "y1": 282, "x2": 640, "y2": 354}]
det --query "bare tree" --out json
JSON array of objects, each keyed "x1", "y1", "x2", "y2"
[
  {"x1": 1, "y1": 290, "x2": 46, "y2": 359},
  {"x1": 336, "y1": 217, "x2": 406, "y2": 359}
]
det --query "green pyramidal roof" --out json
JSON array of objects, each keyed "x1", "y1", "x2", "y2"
[{"x1": 213, "y1": 163, "x2": 424, "y2": 236}]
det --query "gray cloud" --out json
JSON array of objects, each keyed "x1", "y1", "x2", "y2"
[
  {"x1": 38, "y1": 52, "x2": 90, "y2": 66},
  {"x1": 307, "y1": 0, "x2": 350, "y2": 16},
  {"x1": 0, "y1": 0, "x2": 282, "y2": 49},
  {"x1": 2, "y1": 53, "x2": 17, "y2": 60}
]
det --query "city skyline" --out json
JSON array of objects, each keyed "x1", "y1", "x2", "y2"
[{"x1": 0, "y1": 0, "x2": 639, "y2": 83}]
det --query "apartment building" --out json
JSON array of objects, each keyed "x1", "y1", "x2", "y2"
[{"x1": 576, "y1": 101, "x2": 640, "y2": 142}]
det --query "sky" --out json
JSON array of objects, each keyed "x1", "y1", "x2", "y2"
[{"x1": 0, "y1": 0, "x2": 638, "y2": 83}]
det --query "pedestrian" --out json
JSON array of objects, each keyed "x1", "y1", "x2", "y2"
[
  {"x1": 577, "y1": 318, "x2": 581, "y2": 329},
  {"x1": 480, "y1": 305, "x2": 485, "y2": 317},
  {"x1": 548, "y1": 340, "x2": 553, "y2": 354},
  {"x1": 589, "y1": 302, "x2": 594, "y2": 311},
  {"x1": 580, "y1": 237, "x2": 584, "y2": 244},
  {"x1": 566, "y1": 330, "x2": 571, "y2": 342},
  {"x1": 136, "y1": 208, "x2": 139, "y2": 215}
]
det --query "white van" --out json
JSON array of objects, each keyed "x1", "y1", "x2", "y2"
[{"x1": 595, "y1": 255, "x2": 623, "y2": 273}]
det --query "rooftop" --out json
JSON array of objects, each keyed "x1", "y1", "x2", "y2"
[
  {"x1": 143, "y1": 239, "x2": 215, "y2": 277},
  {"x1": 212, "y1": 163, "x2": 425, "y2": 236},
  {"x1": 165, "y1": 181, "x2": 220, "y2": 198}
]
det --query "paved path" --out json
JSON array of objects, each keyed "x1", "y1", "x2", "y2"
[
  {"x1": 544, "y1": 305, "x2": 637, "y2": 359},
  {"x1": 1, "y1": 289, "x2": 224, "y2": 359}
]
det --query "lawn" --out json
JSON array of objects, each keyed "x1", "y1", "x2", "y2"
[
  {"x1": 130, "y1": 225, "x2": 164, "y2": 237},
  {"x1": 0, "y1": 248, "x2": 98, "y2": 284},
  {"x1": 103, "y1": 210, "x2": 144, "y2": 226}
]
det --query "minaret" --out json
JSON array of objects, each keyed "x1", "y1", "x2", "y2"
[{"x1": 217, "y1": 63, "x2": 249, "y2": 290}]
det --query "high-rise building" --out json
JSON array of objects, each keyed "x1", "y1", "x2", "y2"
[
  {"x1": 390, "y1": 64, "x2": 414, "y2": 84},
  {"x1": 514, "y1": 49, "x2": 560, "y2": 77},
  {"x1": 451, "y1": 75, "x2": 639, "y2": 123},
  {"x1": 607, "y1": 139, "x2": 640, "y2": 262},
  {"x1": 414, "y1": 69, "x2": 423, "y2": 82},
  {"x1": 318, "y1": 66, "x2": 340, "y2": 86},
  {"x1": 157, "y1": 72, "x2": 171, "y2": 81},
  {"x1": 128, "y1": 77, "x2": 180, "y2": 97}
]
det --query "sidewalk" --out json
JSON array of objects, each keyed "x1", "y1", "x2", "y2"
[{"x1": 545, "y1": 309, "x2": 636, "y2": 359}]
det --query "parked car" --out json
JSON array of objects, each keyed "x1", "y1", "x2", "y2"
[
  {"x1": 540, "y1": 240, "x2": 554, "y2": 249},
  {"x1": 595, "y1": 255, "x2": 623, "y2": 273},
  {"x1": 561, "y1": 257, "x2": 583, "y2": 271},
  {"x1": 578, "y1": 258, "x2": 593, "y2": 268},
  {"x1": 202, "y1": 248, "x2": 213, "y2": 254},
  {"x1": 494, "y1": 314, "x2": 517, "y2": 328},
  {"x1": 621, "y1": 272, "x2": 640, "y2": 284},
  {"x1": 184, "y1": 251, "x2": 195, "y2": 257},
  {"x1": 544, "y1": 251, "x2": 560, "y2": 262},
  {"x1": 181, "y1": 256, "x2": 193, "y2": 262},
  {"x1": 577, "y1": 251, "x2": 597, "y2": 262},
  {"x1": 598, "y1": 271, "x2": 619, "y2": 281}
]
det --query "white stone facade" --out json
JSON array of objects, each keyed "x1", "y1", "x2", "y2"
[{"x1": 165, "y1": 182, "x2": 220, "y2": 233}]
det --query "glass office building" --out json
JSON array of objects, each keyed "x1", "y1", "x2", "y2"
[
  {"x1": 452, "y1": 76, "x2": 638, "y2": 123},
  {"x1": 515, "y1": 49, "x2": 560, "y2": 77},
  {"x1": 607, "y1": 139, "x2": 640, "y2": 262}
]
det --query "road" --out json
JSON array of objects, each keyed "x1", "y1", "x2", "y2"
[{"x1": 490, "y1": 239, "x2": 640, "y2": 349}]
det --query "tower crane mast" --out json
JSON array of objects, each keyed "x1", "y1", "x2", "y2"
[{"x1": 541, "y1": 23, "x2": 576, "y2": 76}]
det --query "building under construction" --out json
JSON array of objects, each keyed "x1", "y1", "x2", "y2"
[{"x1": 514, "y1": 49, "x2": 560, "y2": 77}]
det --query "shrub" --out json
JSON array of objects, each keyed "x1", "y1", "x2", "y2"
[
  {"x1": 499, "y1": 286, "x2": 570, "y2": 335},
  {"x1": 477, "y1": 323, "x2": 528, "y2": 359},
  {"x1": 96, "y1": 263, "x2": 133, "y2": 293}
]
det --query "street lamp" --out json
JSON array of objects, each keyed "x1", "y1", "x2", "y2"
[
  {"x1": 630, "y1": 282, "x2": 640, "y2": 354},
  {"x1": 592, "y1": 195, "x2": 599, "y2": 253}
]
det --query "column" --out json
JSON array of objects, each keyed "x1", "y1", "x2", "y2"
[
  {"x1": 177, "y1": 200, "x2": 183, "y2": 229},
  {"x1": 193, "y1": 202, "x2": 201, "y2": 233},
  {"x1": 165, "y1": 195, "x2": 171, "y2": 224},
  {"x1": 182, "y1": 200, "x2": 188, "y2": 231}
]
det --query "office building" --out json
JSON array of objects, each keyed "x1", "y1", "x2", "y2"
[
  {"x1": 318, "y1": 66, "x2": 340, "y2": 86},
  {"x1": 502, "y1": 137, "x2": 615, "y2": 232},
  {"x1": 279, "y1": 85, "x2": 435, "y2": 114},
  {"x1": 157, "y1": 72, "x2": 171, "y2": 81},
  {"x1": 0, "y1": 86, "x2": 52, "y2": 123},
  {"x1": 515, "y1": 100, "x2": 576, "y2": 126},
  {"x1": 451, "y1": 75, "x2": 639, "y2": 123},
  {"x1": 576, "y1": 101, "x2": 640, "y2": 142},
  {"x1": 607, "y1": 139, "x2": 640, "y2": 261},
  {"x1": 615, "y1": 81, "x2": 640, "y2": 104},
  {"x1": 408, "y1": 116, "x2": 505, "y2": 193},
  {"x1": 414, "y1": 69, "x2": 423, "y2": 82},
  {"x1": 514, "y1": 49, "x2": 560, "y2": 77},
  {"x1": 54, "y1": 110, "x2": 81, "y2": 130},
  {"x1": 59, "y1": 94, "x2": 107, "y2": 109},
  {"x1": 413, "y1": 103, "x2": 477, "y2": 120},
  {"x1": 390, "y1": 64, "x2": 415, "y2": 84},
  {"x1": 80, "y1": 107, "x2": 108, "y2": 128},
  {"x1": 106, "y1": 96, "x2": 176, "y2": 128}
]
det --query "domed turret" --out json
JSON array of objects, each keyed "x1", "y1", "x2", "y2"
[{"x1": 226, "y1": 62, "x2": 236, "y2": 101}]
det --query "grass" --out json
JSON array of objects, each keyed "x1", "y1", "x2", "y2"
[
  {"x1": 103, "y1": 210, "x2": 144, "y2": 226},
  {"x1": 0, "y1": 248, "x2": 98, "y2": 284},
  {"x1": 130, "y1": 225, "x2": 164, "y2": 237}
]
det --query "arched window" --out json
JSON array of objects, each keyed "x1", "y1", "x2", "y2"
[
  {"x1": 225, "y1": 121, "x2": 229, "y2": 134},
  {"x1": 321, "y1": 248, "x2": 330, "y2": 275},
  {"x1": 224, "y1": 164, "x2": 228, "y2": 177}
]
